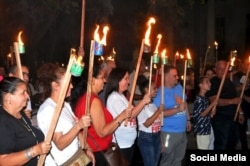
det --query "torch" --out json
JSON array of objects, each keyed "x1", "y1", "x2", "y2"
[
  {"x1": 38, "y1": 49, "x2": 82, "y2": 166},
  {"x1": 143, "y1": 17, "x2": 156, "y2": 53},
  {"x1": 82, "y1": 25, "x2": 109, "y2": 147},
  {"x1": 234, "y1": 56, "x2": 250, "y2": 121},
  {"x1": 125, "y1": 17, "x2": 156, "y2": 126},
  {"x1": 203, "y1": 46, "x2": 210, "y2": 74},
  {"x1": 211, "y1": 57, "x2": 235, "y2": 117},
  {"x1": 174, "y1": 51, "x2": 179, "y2": 67},
  {"x1": 214, "y1": 41, "x2": 218, "y2": 63},
  {"x1": 161, "y1": 49, "x2": 167, "y2": 126},
  {"x1": 13, "y1": 31, "x2": 25, "y2": 80}
]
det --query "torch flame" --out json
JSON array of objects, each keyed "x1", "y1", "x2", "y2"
[
  {"x1": 153, "y1": 64, "x2": 157, "y2": 69},
  {"x1": 180, "y1": 54, "x2": 184, "y2": 59},
  {"x1": 154, "y1": 34, "x2": 162, "y2": 54},
  {"x1": 175, "y1": 51, "x2": 179, "y2": 57},
  {"x1": 230, "y1": 56, "x2": 236, "y2": 66},
  {"x1": 161, "y1": 49, "x2": 167, "y2": 58},
  {"x1": 100, "y1": 26, "x2": 109, "y2": 46},
  {"x1": 186, "y1": 49, "x2": 192, "y2": 59},
  {"x1": 94, "y1": 25, "x2": 109, "y2": 45},
  {"x1": 144, "y1": 17, "x2": 156, "y2": 46},
  {"x1": 214, "y1": 41, "x2": 218, "y2": 49},
  {"x1": 94, "y1": 25, "x2": 100, "y2": 42},
  {"x1": 18, "y1": 31, "x2": 24, "y2": 45}
]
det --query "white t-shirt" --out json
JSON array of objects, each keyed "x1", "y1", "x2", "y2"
[
  {"x1": 137, "y1": 103, "x2": 161, "y2": 133},
  {"x1": 37, "y1": 98, "x2": 79, "y2": 165},
  {"x1": 106, "y1": 92, "x2": 137, "y2": 148}
]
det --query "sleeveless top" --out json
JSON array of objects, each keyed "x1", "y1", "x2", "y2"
[{"x1": 74, "y1": 93, "x2": 113, "y2": 152}]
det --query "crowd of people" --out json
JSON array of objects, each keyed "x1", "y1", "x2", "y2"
[{"x1": 0, "y1": 56, "x2": 250, "y2": 166}]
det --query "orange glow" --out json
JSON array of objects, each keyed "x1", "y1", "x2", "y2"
[
  {"x1": 94, "y1": 25, "x2": 109, "y2": 45},
  {"x1": 249, "y1": 56, "x2": 250, "y2": 63},
  {"x1": 186, "y1": 49, "x2": 191, "y2": 59},
  {"x1": 161, "y1": 49, "x2": 167, "y2": 58},
  {"x1": 154, "y1": 34, "x2": 162, "y2": 54},
  {"x1": 144, "y1": 17, "x2": 156, "y2": 46},
  {"x1": 18, "y1": 31, "x2": 24, "y2": 45}
]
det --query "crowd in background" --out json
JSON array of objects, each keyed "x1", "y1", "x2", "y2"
[{"x1": 0, "y1": 56, "x2": 250, "y2": 166}]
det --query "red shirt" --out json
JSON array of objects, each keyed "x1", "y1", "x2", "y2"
[{"x1": 74, "y1": 93, "x2": 113, "y2": 152}]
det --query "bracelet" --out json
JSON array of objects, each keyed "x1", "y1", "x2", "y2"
[
  {"x1": 25, "y1": 148, "x2": 33, "y2": 160},
  {"x1": 115, "y1": 119, "x2": 121, "y2": 126}
]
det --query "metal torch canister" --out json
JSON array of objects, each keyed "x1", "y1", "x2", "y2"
[{"x1": 94, "y1": 42, "x2": 103, "y2": 56}]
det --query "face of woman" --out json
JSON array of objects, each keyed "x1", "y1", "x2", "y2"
[
  {"x1": 10, "y1": 83, "x2": 29, "y2": 109},
  {"x1": 94, "y1": 70, "x2": 106, "y2": 93},
  {"x1": 119, "y1": 72, "x2": 129, "y2": 93},
  {"x1": 55, "y1": 74, "x2": 73, "y2": 97}
]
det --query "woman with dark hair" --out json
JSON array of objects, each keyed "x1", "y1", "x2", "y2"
[
  {"x1": 36, "y1": 63, "x2": 94, "y2": 165},
  {"x1": 105, "y1": 68, "x2": 151, "y2": 165},
  {"x1": 137, "y1": 80, "x2": 162, "y2": 166},
  {"x1": 0, "y1": 77, "x2": 51, "y2": 166},
  {"x1": 72, "y1": 63, "x2": 130, "y2": 166}
]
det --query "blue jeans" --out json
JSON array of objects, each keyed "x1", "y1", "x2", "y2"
[{"x1": 137, "y1": 131, "x2": 161, "y2": 166}]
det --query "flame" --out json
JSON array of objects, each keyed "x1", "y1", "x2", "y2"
[
  {"x1": 214, "y1": 41, "x2": 218, "y2": 48},
  {"x1": 175, "y1": 51, "x2": 179, "y2": 57},
  {"x1": 144, "y1": 17, "x2": 156, "y2": 46},
  {"x1": 112, "y1": 48, "x2": 116, "y2": 54},
  {"x1": 18, "y1": 31, "x2": 24, "y2": 45},
  {"x1": 161, "y1": 49, "x2": 167, "y2": 58},
  {"x1": 180, "y1": 54, "x2": 184, "y2": 59},
  {"x1": 100, "y1": 26, "x2": 109, "y2": 45},
  {"x1": 7, "y1": 53, "x2": 11, "y2": 58},
  {"x1": 154, "y1": 34, "x2": 162, "y2": 54},
  {"x1": 186, "y1": 49, "x2": 192, "y2": 59},
  {"x1": 94, "y1": 25, "x2": 100, "y2": 42},
  {"x1": 230, "y1": 56, "x2": 236, "y2": 66},
  {"x1": 94, "y1": 25, "x2": 109, "y2": 45},
  {"x1": 153, "y1": 64, "x2": 157, "y2": 69}
]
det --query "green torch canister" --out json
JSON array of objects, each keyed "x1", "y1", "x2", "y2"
[
  {"x1": 153, "y1": 53, "x2": 159, "y2": 64},
  {"x1": 70, "y1": 56, "x2": 84, "y2": 77},
  {"x1": 162, "y1": 56, "x2": 168, "y2": 65},
  {"x1": 18, "y1": 43, "x2": 25, "y2": 54}
]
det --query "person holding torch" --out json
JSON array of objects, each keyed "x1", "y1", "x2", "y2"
[
  {"x1": 206, "y1": 60, "x2": 244, "y2": 150},
  {"x1": 153, "y1": 65, "x2": 191, "y2": 166}
]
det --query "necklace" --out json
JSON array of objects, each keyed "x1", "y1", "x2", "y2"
[{"x1": 19, "y1": 117, "x2": 39, "y2": 145}]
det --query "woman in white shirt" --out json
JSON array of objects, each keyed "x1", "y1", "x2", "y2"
[
  {"x1": 137, "y1": 80, "x2": 163, "y2": 166},
  {"x1": 36, "y1": 63, "x2": 95, "y2": 165},
  {"x1": 105, "y1": 68, "x2": 151, "y2": 165}
]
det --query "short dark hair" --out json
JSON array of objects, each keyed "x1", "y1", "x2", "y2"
[{"x1": 164, "y1": 65, "x2": 176, "y2": 74}]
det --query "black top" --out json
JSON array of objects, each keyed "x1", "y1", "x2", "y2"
[
  {"x1": 206, "y1": 76, "x2": 237, "y2": 118},
  {"x1": 0, "y1": 106, "x2": 44, "y2": 166}
]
